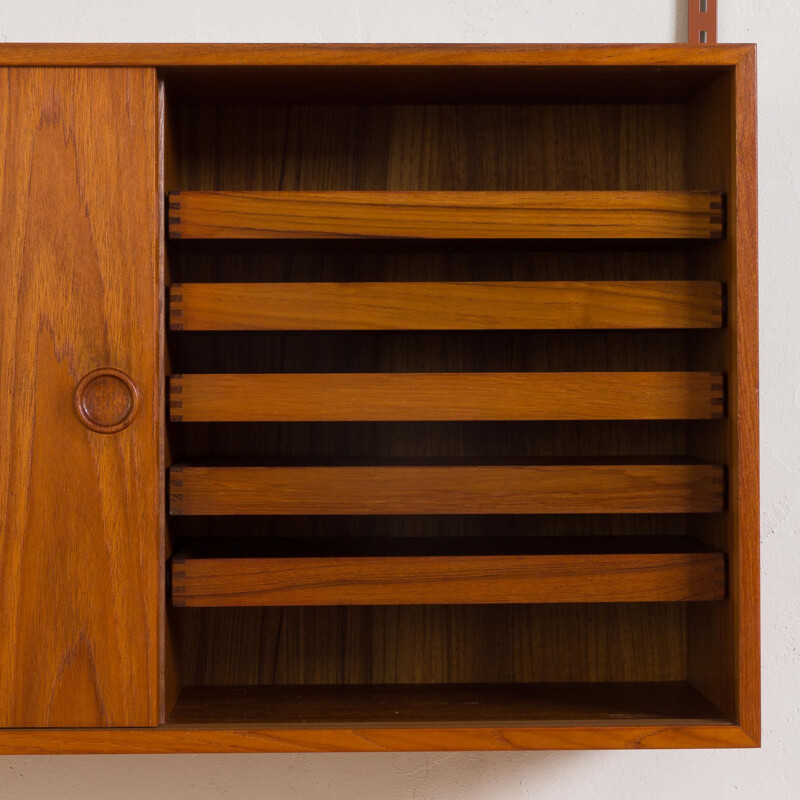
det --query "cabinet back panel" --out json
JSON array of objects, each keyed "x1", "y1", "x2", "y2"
[
  {"x1": 178, "y1": 603, "x2": 685, "y2": 685},
  {"x1": 171, "y1": 245, "x2": 693, "y2": 283},
  {"x1": 176, "y1": 104, "x2": 688, "y2": 192},
  {"x1": 169, "y1": 513, "x2": 688, "y2": 541},
  {"x1": 168, "y1": 420, "x2": 692, "y2": 464}
]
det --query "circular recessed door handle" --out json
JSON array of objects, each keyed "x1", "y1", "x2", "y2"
[{"x1": 74, "y1": 367, "x2": 140, "y2": 434}]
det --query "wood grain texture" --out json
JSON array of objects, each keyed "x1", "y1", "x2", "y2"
[
  {"x1": 0, "y1": 43, "x2": 755, "y2": 67},
  {"x1": 73, "y1": 367, "x2": 141, "y2": 433},
  {"x1": 166, "y1": 66, "x2": 737, "y2": 105},
  {"x1": 0, "y1": 68, "x2": 159, "y2": 726},
  {"x1": 729, "y1": 43, "x2": 760, "y2": 748},
  {"x1": 0, "y1": 45, "x2": 755, "y2": 109},
  {"x1": 684, "y1": 69, "x2": 738, "y2": 729},
  {"x1": 0, "y1": 722, "x2": 758, "y2": 755},
  {"x1": 0, "y1": 44, "x2": 759, "y2": 751},
  {"x1": 171, "y1": 551, "x2": 726, "y2": 607},
  {"x1": 164, "y1": 77, "x2": 711, "y2": 744},
  {"x1": 169, "y1": 372, "x2": 725, "y2": 422},
  {"x1": 170, "y1": 281, "x2": 723, "y2": 331},
  {"x1": 168, "y1": 191, "x2": 724, "y2": 240},
  {"x1": 169, "y1": 463, "x2": 724, "y2": 516},
  {"x1": 684, "y1": 48, "x2": 760, "y2": 743},
  {"x1": 176, "y1": 104, "x2": 690, "y2": 193},
  {"x1": 157, "y1": 47, "x2": 755, "y2": 751},
  {"x1": 179, "y1": 602, "x2": 686, "y2": 686},
  {"x1": 159, "y1": 78, "x2": 185, "y2": 724},
  {"x1": 168, "y1": 682, "x2": 726, "y2": 724}
]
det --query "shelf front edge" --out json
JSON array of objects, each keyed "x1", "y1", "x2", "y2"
[
  {"x1": 0, "y1": 43, "x2": 756, "y2": 67},
  {"x1": 0, "y1": 723, "x2": 757, "y2": 754}
]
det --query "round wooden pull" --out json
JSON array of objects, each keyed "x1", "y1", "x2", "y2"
[{"x1": 74, "y1": 368, "x2": 140, "y2": 434}]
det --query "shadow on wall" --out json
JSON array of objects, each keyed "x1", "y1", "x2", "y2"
[
  {"x1": 0, "y1": 751, "x2": 595, "y2": 800},
  {"x1": 282, "y1": 750, "x2": 590, "y2": 798}
]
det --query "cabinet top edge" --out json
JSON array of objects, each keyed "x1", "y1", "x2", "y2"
[{"x1": 0, "y1": 43, "x2": 756, "y2": 68}]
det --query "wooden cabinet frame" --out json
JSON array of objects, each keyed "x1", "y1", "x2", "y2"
[{"x1": 0, "y1": 44, "x2": 758, "y2": 754}]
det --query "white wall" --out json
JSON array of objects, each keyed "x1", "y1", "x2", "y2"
[{"x1": 1, "y1": 2, "x2": 796, "y2": 798}]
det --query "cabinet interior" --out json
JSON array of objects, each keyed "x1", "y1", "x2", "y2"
[{"x1": 160, "y1": 63, "x2": 737, "y2": 729}]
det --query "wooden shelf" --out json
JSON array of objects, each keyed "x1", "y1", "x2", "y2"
[
  {"x1": 169, "y1": 461, "x2": 725, "y2": 516},
  {"x1": 169, "y1": 371, "x2": 724, "y2": 422},
  {"x1": 167, "y1": 190, "x2": 724, "y2": 240},
  {"x1": 169, "y1": 281, "x2": 724, "y2": 331},
  {"x1": 0, "y1": 44, "x2": 759, "y2": 755},
  {"x1": 167, "y1": 682, "x2": 727, "y2": 726},
  {"x1": 171, "y1": 535, "x2": 725, "y2": 607}
]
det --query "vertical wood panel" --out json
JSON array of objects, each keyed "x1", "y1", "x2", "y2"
[
  {"x1": 685, "y1": 54, "x2": 760, "y2": 743},
  {"x1": 178, "y1": 604, "x2": 686, "y2": 686},
  {"x1": 0, "y1": 68, "x2": 159, "y2": 726},
  {"x1": 730, "y1": 47, "x2": 761, "y2": 746},
  {"x1": 160, "y1": 79, "x2": 184, "y2": 725}
]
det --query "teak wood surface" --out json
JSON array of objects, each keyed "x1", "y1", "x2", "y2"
[
  {"x1": 681, "y1": 46, "x2": 760, "y2": 744},
  {"x1": 171, "y1": 550, "x2": 726, "y2": 606},
  {"x1": 0, "y1": 43, "x2": 759, "y2": 754},
  {"x1": 169, "y1": 372, "x2": 725, "y2": 422},
  {"x1": 0, "y1": 68, "x2": 160, "y2": 726},
  {"x1": 168, "y1": 190, "x2": 724, "y2": 240},
  {"x1": 168, "y1": 682, "x2": 727, "y2": 724},
  {"x1": 733, "y1": 45, "x2": 760, "y2": 747},
  {"x1": 170, "y1": 280, "x2": 724, "y2": 331},
  {"x1": 0, "y1": 721, "x2": 757, "y2": 754},
  {"x1": 169, "y1": 463, "x2": 725, "y2": 516},
  {"x1": 0, "y1": 43, "x2": 757, "y2": 67}
]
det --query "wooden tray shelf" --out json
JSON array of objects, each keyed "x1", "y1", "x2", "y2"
[
  {"x1": 169, "y1": 281, "x2": 724, "y2": 332},
  {"x1": 169, "y1": 372, "x2": 724, "y2": 422},
  {"x1": 167, "y1": 190, "x2": 724, "y2": 240},
  {"x1": 171, "y1": 535, "x2": 725, "y2": 607},
  {"x1": 168, "y1": 682, "x2": 728, "y2": 726},
  {"x1": 168, "y1": 461, "x2": 725, "y2": 516}
]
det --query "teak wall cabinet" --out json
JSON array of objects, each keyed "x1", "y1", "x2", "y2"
[{"x1": 0, "y1": 44, "x2": 758, "y2": 753}]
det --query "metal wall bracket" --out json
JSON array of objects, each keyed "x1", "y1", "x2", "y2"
[{"x1": 689, "y1": 0, "x2": 718, "y2": 43}]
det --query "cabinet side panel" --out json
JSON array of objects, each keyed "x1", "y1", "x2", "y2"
[
  {"x1": 734, "y1": 48, "x2": 760, "y2": 744},
  {"x1": 0, "y1": 68, "x2": 159, "y2": 727},
  {"x1": 686, "y1": 53, "x2": 759, "y2": 741}
]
